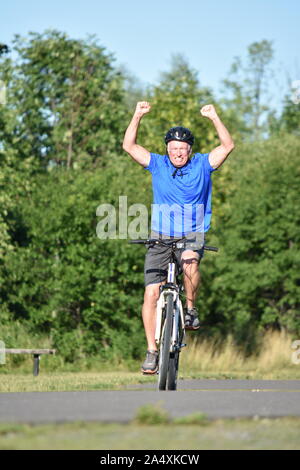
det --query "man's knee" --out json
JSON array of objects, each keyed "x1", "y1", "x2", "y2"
[
  {"x1": 181, "y1": 250, "x2": 200, "y2": 273},
  {"x1": 143, "y1": 283, "x2": 161, "y2": 305}
]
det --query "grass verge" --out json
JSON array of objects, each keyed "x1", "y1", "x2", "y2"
[
  {"x1": 0, "y1": 371, "x2": 155, "y2": 393},
  {"x1": 0, "y1": 417, "x2": 299, "y2": 450}
]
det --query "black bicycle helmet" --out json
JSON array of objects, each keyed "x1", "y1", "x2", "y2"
[{"x1": 164, "y1": 126, "x2": 194, "y2": 146}]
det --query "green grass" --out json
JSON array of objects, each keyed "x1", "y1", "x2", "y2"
[
  {"x1": 0, "y1": 371, "x2": 155, "y2": 393},
  {"x1": 0, "y1": 417, "x2": 299, "y2": 449},
  {"x1": 134, "y1": 403, "x2": 209, "y2": 426}
]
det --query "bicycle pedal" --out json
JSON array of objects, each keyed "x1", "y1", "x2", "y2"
[{"x1": 181, "y1": 343, "x2": 187, "y2": 348}]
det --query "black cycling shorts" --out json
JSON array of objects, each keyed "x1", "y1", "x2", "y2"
[{"x1": 144, "y1": 232, "x2": 204, "y2": 287}]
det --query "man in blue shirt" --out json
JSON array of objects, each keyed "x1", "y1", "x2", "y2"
[{"x1": 123, "y1": 102, "x2": 234, "y2": 373}]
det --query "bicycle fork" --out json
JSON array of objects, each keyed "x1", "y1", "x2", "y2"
[{"x1": 155, "y1": 290, "x2": 186, "y2": 353}]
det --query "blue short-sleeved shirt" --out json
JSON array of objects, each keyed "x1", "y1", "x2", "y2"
[{"x1": 144, "y1": 152, "x2": 217, "y2": 236}]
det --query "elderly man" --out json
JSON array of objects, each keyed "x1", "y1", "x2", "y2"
[{"x1": 123, "y1": 102, "x2": 234, "y2": 374}]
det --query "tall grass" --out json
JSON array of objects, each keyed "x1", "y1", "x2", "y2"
[
  {"x1": 1, "y1": 325, "x2": 299, "y2": 383},
  {"x1": 181, "y1": 330, "x2": 300, "y2": 379}
]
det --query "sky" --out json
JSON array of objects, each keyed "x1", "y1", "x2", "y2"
[{"x1": 1, "y1": 0, "x2": 300, "y2": 111}]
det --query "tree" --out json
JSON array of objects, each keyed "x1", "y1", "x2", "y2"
[
  {"x1": 221, "y1": 40, "x2": 274, "y2": 141},
  {"x1": 0, "y1": 30, "x2": 127, "y2": 170},
  {"x1": 0, "y1": 29, "x2": 129, "y2": 265},
  {"x1": 0, "y1": 48, "x2": 35, "y2": 261}
]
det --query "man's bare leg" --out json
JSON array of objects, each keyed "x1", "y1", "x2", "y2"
[
  {"x1": 181, "y1": 250, "x2": 201, "y2": 330},
  {"x1": 181, "y1": 250, "x2": 201, "y2": 308},
  {"x1": 141, "y1": 282, "x2": 164, "y2": 374},
  {"x1": 142, "y1": 283, "x2": 163, "y2": 351}
]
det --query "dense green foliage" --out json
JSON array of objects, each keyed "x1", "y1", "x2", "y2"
[
  {"x1": 3, "y1": 31, "x2": 126, "y2": 169},
  {"x1": 0, "y1": 32, "x2": 299, "y2": 364},
  {"x1": 1, "y1": 162, "x2": 152, "y2": 362},
  {"x1": 198, "y1": 134, "x2": 300, "y2": 352}
]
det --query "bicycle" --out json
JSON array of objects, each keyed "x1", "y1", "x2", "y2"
[{"x1": 130, "y1": 238, "x2": 218, "y2": 391}]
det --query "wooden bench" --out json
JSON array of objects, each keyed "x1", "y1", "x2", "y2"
[{"x1": 2, "y1": 349, "x2": 56, "y2": 376}]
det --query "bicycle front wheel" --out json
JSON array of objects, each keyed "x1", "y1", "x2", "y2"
[
  {"x1": 167, "y1": 352, "x2": 179, "y2": 390},
  {"x1": 167, "y1": 316, "x2": 183, "y2": 391},
  {"x1": 158, "y1": 293, "x2": 174, "y2": 391}
]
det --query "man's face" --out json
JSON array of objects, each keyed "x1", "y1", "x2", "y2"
[{"x1": 167, "y1": 141, "x2": 192, "y2": 168}]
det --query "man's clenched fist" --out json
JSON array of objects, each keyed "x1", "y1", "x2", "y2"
[
  {"x1": 135, "y1": 101, "x2": 151, "y2": 116},
  {"x1": 200, "y1": 104, "x2": 218, "y2": 120}
]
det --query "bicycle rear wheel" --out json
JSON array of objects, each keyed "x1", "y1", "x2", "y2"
[{"x1": 158, "y1": 293, "x2": 174, "y2": 391}]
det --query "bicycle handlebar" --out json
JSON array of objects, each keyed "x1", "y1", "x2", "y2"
[
  {"x1": 129, "y1": 239, "x2": 218, "y2": 252},
  {"x1": 129, "y1": 239, "x2": 154, "y2": 244},
  {"x1": 203, "y1": 245, "x2": 218, "y2": 252}
]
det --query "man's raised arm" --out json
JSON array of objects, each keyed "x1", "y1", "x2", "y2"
[
  {"x1": 122, "y1": 101, "x2": 151, "y2": 167},
  {"x1": 200, "y1": 104, "x2": 235, "y2": 169}
]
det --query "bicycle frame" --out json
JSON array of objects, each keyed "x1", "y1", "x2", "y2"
[{"x1": 155, "y1": 261, "x2": 185, "y2": 354}]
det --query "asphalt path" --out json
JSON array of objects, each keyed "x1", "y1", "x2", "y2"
[{"x1": 0, "y1": 380, "x2": 300, "y2": 424}]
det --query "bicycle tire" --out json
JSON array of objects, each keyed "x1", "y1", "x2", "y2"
[
  {"x1": 167, "y1": 352, "x2": 179, "y2": 390},
  {"x1": 167, "y1": 316, "x2": 183, "y2": 391},
  {"x1": 158, "y1": 293, "x2": 174, "y2": 391}
]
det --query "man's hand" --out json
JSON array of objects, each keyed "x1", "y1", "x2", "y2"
[
  {"x1": 135, "y1": 101, "x2": 151, "y2": 117},
  {"x1": 200, "y1": 104, "x2": 218, "y2": 121}
]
